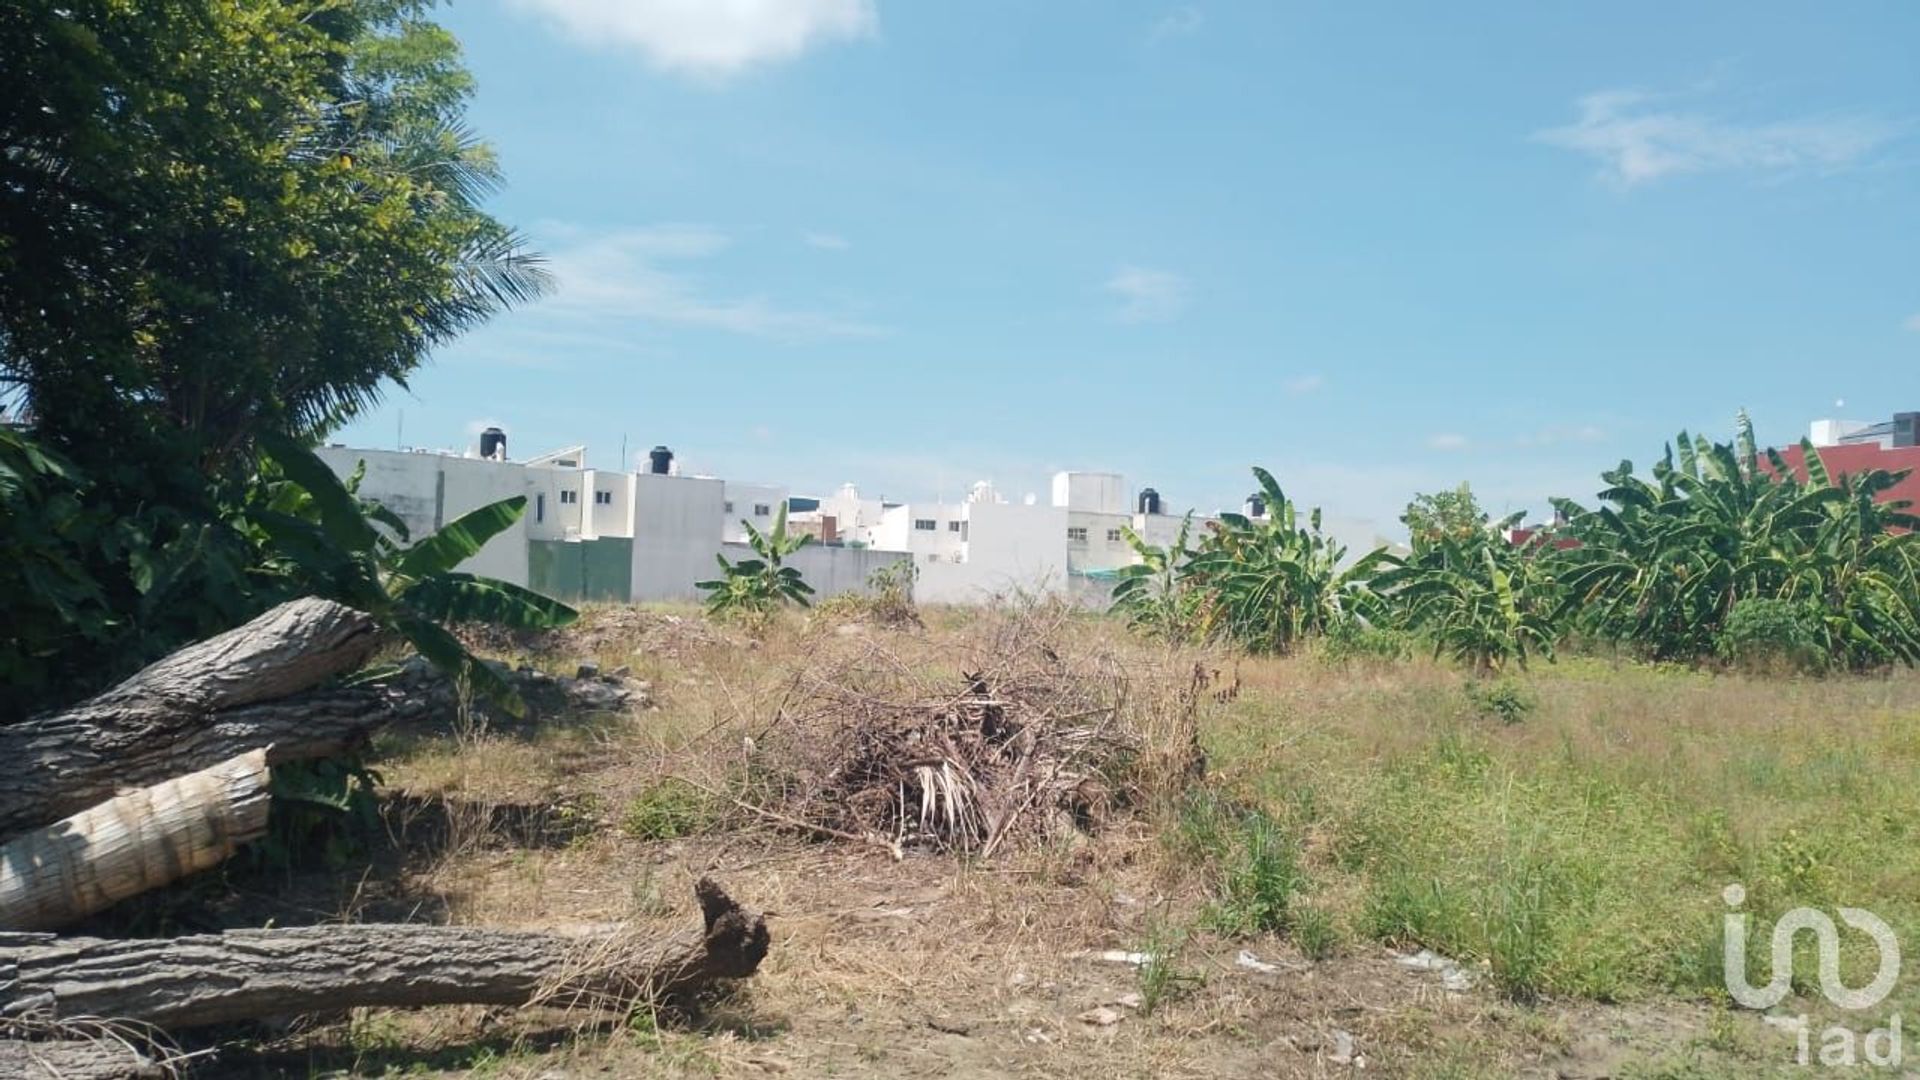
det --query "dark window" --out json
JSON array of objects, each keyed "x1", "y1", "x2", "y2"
[
  {"x1": 594, "y1": 490, "x2": 612, "y2": 506},
  {"x1": 1067, "y1": 527, "x2": 1088, "y2": 542},
  {"x1": 948, "y1": 520, "x2": 962, "y2": 532},
  {"x1": 536, "y1": 494, "x2": 545, "y2": 522},
  {"x1": 560, "y1": 490, "x2": 577, "y2": 505},
  {"x1": 753, "y1": 503, "x2": 771, "y2": 516},
  {"x1": 914, "y1": 518, "x2": 937, "y2": 531}
]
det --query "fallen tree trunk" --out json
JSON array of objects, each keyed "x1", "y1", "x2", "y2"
[
  {"x1": 0, "y1": 751, "x2": 271, "y2": 931},
  {"x1": 0, "y1": 879, "x2": 769, "y2": 1030},
  {"x1": 0, "y1": 598, "x2": 383, "y2": 838}
]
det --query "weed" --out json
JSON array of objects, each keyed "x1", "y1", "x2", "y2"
[
  {"x1": 622, "y1": 782, "x2": 713, "y2": 841},
  {"x1": 1212, "y1": 811, "x2": 1306, "y2": 936},
  {"x1": 1136, "y1": 919, "x2": 1203, "y2": 1016},
  {"x1": 1292, "y1": 904, "x2": 1341, "y2": 960}
]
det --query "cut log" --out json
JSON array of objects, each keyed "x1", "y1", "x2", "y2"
[
  {"x1": 0, "y1": 598, "x2": 382, "y2": 838},
  {"x1": 0, "y1": 879, "x2": 769, "y2": 1030},
  {"x1": 0, "y1": 751, "x2": 271, "y2": 931}
]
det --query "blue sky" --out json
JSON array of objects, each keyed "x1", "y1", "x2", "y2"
[{"x1": 338, "y1": 1, "x2": 1919, "y2": 542}]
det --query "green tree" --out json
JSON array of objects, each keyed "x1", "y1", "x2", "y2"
[
  {"x1": 0, "y1": 0, "x2": 546, "y2": 464},
  {"x1": 0, "y1": 1, "x2": 546, "y2": 709},
  {"x1": 1402, "y1": 483, "x2": 1489, "y2": 553}
]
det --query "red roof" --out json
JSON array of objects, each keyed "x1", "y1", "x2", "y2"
[{"x1": 1765, "y1": 442, "x2": 1920, "y2": 509}]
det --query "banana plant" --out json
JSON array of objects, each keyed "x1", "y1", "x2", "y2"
[
  {"x1": 253, "y1": 432, "x2": 577, "y2": 715},
  {"x1": 1179, "y1": 468, "x2": 1390, "y2": 654},
  {"x1": 1110, "y1": 513, "x2": 1203, "y2": 640},
  {"x1": 1375, "y1": 516, "x2": 1559, "y2": 673},
  {"x1": 698, "y1": 502, "x2": 815, "y2": 615},
  {"x1": 1555, "y1": 412, "x2": 1920, "y2": 669}
]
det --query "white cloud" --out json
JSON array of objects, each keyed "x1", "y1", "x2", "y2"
[
  {"x1": 1904, "y1": 313, "x2": 1920, "y2": 332},
  {"x1": 1105, "y1": 265, "x2": 1190, "y2": 322},
  {"x1": 802, "y1": 231, "x2": 850, "y2": 251},
  {"x1": 539, "y1": 224, "x2": 883, "y2": 340},
  {"x1": 509, "y1": 0, "x2": 877, "y2": 78},
  {"x1": 1284, "y1": 374, "x2": 1326, "y2": 396},
  {"x1": 1535, "y1": 89, "x2": 1896, "y2": 187},
  {"x1": 1427, "y1": 433, "x2": 1470, "y2": 451},
  {"x1": 1149, "y1": 6, "x2": 1203, "y2": 42}
]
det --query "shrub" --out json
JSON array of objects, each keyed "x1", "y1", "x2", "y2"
[
  {"x1": 1464, "y1": 677, "x2": 1535, "y2": 724},
  {"x1": 1319, "y1": 620, "x2": 1415, "y2": 664},
  {"x1": 1716, "y1": 598, "x2": 1826, "y2": 675}
]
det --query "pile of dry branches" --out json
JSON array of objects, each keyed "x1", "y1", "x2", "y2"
[{"x1": 739, "y1": 602, "x2": 1207, "y2": 857}]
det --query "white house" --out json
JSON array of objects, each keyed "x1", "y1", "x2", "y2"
[{"x1": 319, "y1": 433, "x2": 1213, "y2": 608}]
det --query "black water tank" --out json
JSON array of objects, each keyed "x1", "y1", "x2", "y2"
[
  {"x1": 478, "y1": 427, "x2": 506, "y2": 460},
  {"x1": 647, "y1": 445, "x2": 674, "y2": 475},
  {"x1": 1896, "y1": 412, "x2": 1920, "y2": 449},
  {"x1": 1138, "y1": 487, "x2": 1162, "y2": 515},
  {"x1": 1245, "y1": 493, "x2": 1266, "y2": 519}
]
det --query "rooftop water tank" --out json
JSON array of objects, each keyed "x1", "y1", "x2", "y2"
[
  {"x1": 647, "y1": 445, "x2": 674, "y2": 475},
  {"x1": 1244, "y1": 493, "x2": 1267, "y2": 519},
  {"x1": 1138, "y1": 487, "x2": 1162, "y2": 515},
  {"x1": 478, "y1": 426, "x2": 506, "y2": 461}
]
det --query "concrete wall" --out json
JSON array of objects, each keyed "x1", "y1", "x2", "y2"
[
  {"x1": 317, "y1": 447, "x2": 440, "y2": 541},
  {"x1": 1066, "y1": 509, "x2": 1134, "y2": 572},
  {"x1": 721, "y1": 481, "x2": 789, "y2": 543},
  {"x1": 918, "y1": 502, "x2": 1069, "y2": 604},
  {"x1": 1052, "y1": 471, "x2": 1127, "y2": 514},
  {"x1": 316, "y1": 447, "x2": 529, "y2": 588},
  {"x1": 434, "y1": 456, "x2": 532, "y2": 586},
  {"x1": 631, "y1": 472, "x2": 727, "y2": 602},
  {"x1": 736, "y1": 543, "x2": 909, "y2": 599}
]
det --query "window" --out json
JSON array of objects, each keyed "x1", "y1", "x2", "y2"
[
  {"x1": 753, "y1": 503, "x2": 771, "y2": 516},
  {"x1": 1106, "y1": 528, "x2": 1123, "y2": 543},
  {"x1": 724, "y1": 500, "x2": 734, "y2": 514},
  {"x1": 559, "y1": 489, "x2": 577, "y2": 505},
  {"x1": 594, "y1": 490, "x2": 611, "y2": 506},
  {"x1": 914, "y1": 518, "x2": 937, "y2": 531},
  {"x1": 926, "y1": 553, "x2": 939, "y2": 563},
  {"x1": 1067, "y1": 526, "x2": 1088, "y2": 542},
  {"x1": 536, "y1": 493, "x2": 545, "y2": 522},
  {"x1": 948, "y1": 520, "x2": 962, "y2": 533}
]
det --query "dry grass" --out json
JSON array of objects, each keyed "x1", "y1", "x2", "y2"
[{"x1": 224, "y1": 601, "x2": 1920, "y2": 1078}]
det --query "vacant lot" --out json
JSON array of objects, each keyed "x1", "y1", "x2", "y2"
[{"x1": 157, "y1": 602, "x2": 1919, "y2": 1078}]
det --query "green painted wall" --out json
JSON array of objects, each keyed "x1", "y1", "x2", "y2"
[{"x1": 529, "y1": 538, "x2": 633, "y2": 603}]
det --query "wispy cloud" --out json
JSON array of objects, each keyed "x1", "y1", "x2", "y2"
[
  {"x1": 1284, "y1": 373, "x2": 1326, "y2": 396},
  {"x1": 538, "y1": 223, "x2": 884, "y2": 340},
  {"x1": 1105, "y1": 265, "x2": 1190, "y2": 323},
  {"x1": 1904, "y1": 313, "x2": 1920, "y2": 333},
  {"x1": 1535, "y1": 89, "x2": 1897, "y2": 187},
  {"x1": 1515, "y1": 424, "x2": 1606, "y2": 448},
  {"x1": 1427, "y1": 433, "x2": 1470, "y2": 452},
  {"x1": 802, "y1": 230, "x2": 850, "y2": 251},
  {"x1": 508, "y1": 0, "x2": 877, "y2": 78},
  {"x1": 1149, "y1": 6, "x2": 1203, "y2": 42}
]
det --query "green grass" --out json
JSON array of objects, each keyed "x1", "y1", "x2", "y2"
[
  {"x1": 1187, "y1": 655, "x2": 1920, "y2": 1006},
  {"x1": 621, "y1": 782, "x2": 715, "y2": 841}
]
